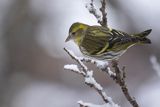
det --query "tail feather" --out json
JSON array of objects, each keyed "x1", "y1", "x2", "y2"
[
  {"x1": 132, "y1": 29, "x2": 152, "y2": 44},
  {"x1": 138, "y1": 37, "x2": 151, "y2": 44},
  {"x1": 134, "y1": 29, "x2": 152, "y2": 37},
  {"x1": 129, "y1": 37, "x2": 151, "y2": 44}
]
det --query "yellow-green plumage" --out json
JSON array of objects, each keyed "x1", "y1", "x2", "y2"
[{"x1": 65, "y1": 22, "x2": 151, "y2": 60}]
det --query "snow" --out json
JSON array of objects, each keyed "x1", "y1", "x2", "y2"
[
  {"x1": 95, "y1": 60, "x2": 116, "y2": 76},
  {"x1": 96, "y1": 60, "x2": 109, "y2": 69},
  {"x1": 79, "y1": 57, "x2": 109, "y2": 70},
  {"x1": 64, "y1": 64, "x2": 80, "y2": 72},
  {"x1": 78, "y1": 100, "x2": 120, "y2": 107},
  {"x1": 64, "y1": 48, "x2": 88, "y2": 71},
  {"x1": 66, "y1": 48, "x2": 78, "y2": 59},
  {"x1": 67, "y1": 48, "x2": 88, "y2": 71},
  {"x1": 107, "y1": 67, "x2": 116, "y2": 76},
  {"x1": 85, "y1": 1, "x2": 101, "y2": 21},
  {"x1": 84, "y1": 71, "x2": 116, "y2": 106},
  {"x1": 79, "y1": 57, "x2": 95, "y2": 64},
  {"x1": 64, "y1": 64, "x2": 82, "y2": 74},
  {"x1": 85, "y1": 71, "x2": 103, "y2": 90}
]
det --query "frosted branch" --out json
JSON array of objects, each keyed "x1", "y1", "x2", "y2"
[
  {"x1": 86, "y1": 0, "x2": 101, "y2": 25},
  {"x1": 99, "y1": 0, "x2": 108, "y2": 27},
  {"x1": 80, "y1": 58, "x2": 139, "y2": 107},
  {"x1": 79, "y1": 57, "x2": 116, "y2": 78},
  {"x1": 64, "y1": 48, "x2": 119, "y2": 106},
  {"x1": 78, "y1": 100, "x2": 120, "y2": 107},
  {"x1": 86, "y1": 0, "x2": 108, "y2": 27},
  {"x1": 64, "y1": 64, "x2": 85, "y2": 76}
]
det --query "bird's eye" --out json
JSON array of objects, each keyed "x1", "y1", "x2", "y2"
[{"x1": 72, "y1": 32, "x2": 76, "y2": 35}]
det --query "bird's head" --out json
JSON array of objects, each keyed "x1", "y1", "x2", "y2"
[{"x1": 65, "y1": 22, "x2": 89, "y2": 44}]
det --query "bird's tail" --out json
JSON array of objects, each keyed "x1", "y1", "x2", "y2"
[{"x1": 132, "y1": 29, "x2": 152, "y2": 44}]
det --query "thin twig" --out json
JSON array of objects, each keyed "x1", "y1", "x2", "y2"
[
  {"x1": 64, "y1": 48, "x2": 88, "y2": 73},
  {"x1": 64, "y1": 64, "x2": 85, "y2": 76},
  {"x1": 86, "y1": 0, "x2": 108, "y2": 27},
  {"x1": 111, "y1": 60, "x2": 139, "y2": 107},
  {"x1": 78, "y1": 100, "x2": 119, "y2": 107},
  {"x1": 99, "y1": 0, "x2": 108, "y2": 27},
  {"x1": 86, "y1": 0, "x2": 101, "y2": 25}
]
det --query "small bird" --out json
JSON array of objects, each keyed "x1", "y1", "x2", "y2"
[{"x1": 65, "y1": 22, "x2": 151, "y2": 60}]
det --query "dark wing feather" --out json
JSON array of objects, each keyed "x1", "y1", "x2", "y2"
[
  {"x1": 80, "y1": 26, "x2": 112, "y2": 55},
  {"x1": 107, "y1": 29, "x2": 138, "y2": 51},
  {"x1": 80, "y1": 26, "x2": 134, "y2": 55},
  {"x1": 107, "y1": 29, "x2": 130, "y2": 48}
]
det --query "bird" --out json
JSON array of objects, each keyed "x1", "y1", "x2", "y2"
[{"x1": 65, "y1": 22, "x2": 151, "y2": 60}]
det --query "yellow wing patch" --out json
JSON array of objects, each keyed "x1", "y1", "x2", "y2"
[{"x1": 96, "y1": 43, "x2": 109, "y2": 55}]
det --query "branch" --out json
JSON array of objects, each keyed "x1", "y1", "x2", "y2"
[
  {"x1": 86, "y1": 0, "x2": 101, "y2": 25},
  {"x1": 79, "y1": 57, "x2": 116, "y2": 78},
  {"x1": 80, "y1": 58, "x2": 139, "y2": 107},
  {"x1": 85, "y1": 0, "x2": 140, "y2": 107},
  {"x1": 111, "y1": 60, "x2": 139, "y2": 107},
  {"x1": 99, "y1": 0, "x2": 108, "y2": 27},
  {"x1": 64, "y1": 48, "x2": 119, "y2": 106},
  {"x1": 78, "y1": 100, "x2": 119, "y2": 107},
  {"x1": 64, "y1": 48, "x2": 88, "y2": 72},
  {"x1": 64, "y1": 64, "x2": 85, "y2": 76},
  {"x1": 86, "y1": 0, "x2": 108, "y2": 27}
]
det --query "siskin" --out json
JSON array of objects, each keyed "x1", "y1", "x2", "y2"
[{"x1": 65, "y1": 22, "x2": 151, "y2": 60}]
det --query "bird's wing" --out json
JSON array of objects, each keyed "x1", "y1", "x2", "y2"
[
  {"x1": 80, "y1": 26, "x2": 112, "y2": 55},
  {"x1": 80, "y1": 26, "x2": 133, "y2": 55},
  {"x1": 107, "y1": 29, "x2": 131, "y2": 49}
]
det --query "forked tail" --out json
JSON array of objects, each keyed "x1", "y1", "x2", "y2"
[{"x1": 133, "y1": 29, "x2": 152, "y2": 44}]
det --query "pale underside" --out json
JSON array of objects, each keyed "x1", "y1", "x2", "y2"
[{"x1": 80, "y1": 44, "x2": 135, "y2": 60}]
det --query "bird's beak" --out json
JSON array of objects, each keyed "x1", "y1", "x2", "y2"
[{"x1": 65, "y1": 34, "x2": 71, "y2": 42}]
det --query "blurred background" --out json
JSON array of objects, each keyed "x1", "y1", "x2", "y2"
[{"x1": 0, "y1": 0, "x2": 159, "y2": 107}]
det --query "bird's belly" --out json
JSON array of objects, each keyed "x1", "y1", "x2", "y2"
[
  {"x1": 83, "y1": 50, "x2": 126, "y2": 60},
  {"x1": 80, "y1": 46, "x2": 126, "y2": 60},
  {"x1": 99, "y1": 50, "x2": 126, "y2": 60}
]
